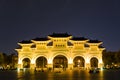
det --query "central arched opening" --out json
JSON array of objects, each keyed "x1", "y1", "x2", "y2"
[
  {"x1": 22, "y1": 58, "x2": 30, "y2": 68},
  {"x1": 73, "y1": 56, "x2": 85, "y2": 68},
  {"x1": 53, "y1": 55, "x2": 68, "y2": 69},
  {"x1": 36, "y1": 56, "x2": 47, "y2": 68},
  {"x1": 90, "y1": 57, "x2": 98, "y2": 68}
]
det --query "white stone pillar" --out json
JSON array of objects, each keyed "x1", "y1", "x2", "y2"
[
  {"x1": 68, "y1": 63, "x2": 73, "y2": 70},
  {"x1": 98, "y1": 63, "x2": 103, "y2": 68},
  {"x1": 85, "y1": 63, "x2": 90, "y2": 69},
  {"x1": 18, "y1": 64, "x2": 22, "y2": 69},
  {"x1": 30, "y1": 64, "x2": 35, "y2": 69}
]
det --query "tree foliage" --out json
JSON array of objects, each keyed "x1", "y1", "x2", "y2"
[{"x1": 102, "y1": 50, "x2": 120, "y2": 66}]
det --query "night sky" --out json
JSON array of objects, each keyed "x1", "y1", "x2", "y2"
[{"x1": 0, "y1": 0, "x2": 120, "y2": 54}]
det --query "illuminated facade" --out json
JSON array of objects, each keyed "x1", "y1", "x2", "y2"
[{"x1": 15, "y1": 33, "x2": 105, "y2": 70}]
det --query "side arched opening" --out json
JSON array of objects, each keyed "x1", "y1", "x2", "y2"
[
  {"x1": 90, "y1": 57, "x2": 98, "y2": 68},
  {"x1": 22, "y1": 58, "x2": 30, "y2": 68}
]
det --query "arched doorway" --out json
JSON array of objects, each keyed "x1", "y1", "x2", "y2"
[
  {"x1": 73, "y1": 56, "x2": 85, "y2": 68},
  {"x1": 90, "y1": 57, "x2": 98, "y2": 68},
  {"x1": 22, "y1": 58, "x2": 30, "y2": 68},
  {"x1": 53, "y1": 55, "x2": 68, "y2": 69},
  {"x1": 36, "y1": 56, "x2": 47, "y2": 68}
]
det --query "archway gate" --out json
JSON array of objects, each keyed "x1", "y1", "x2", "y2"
[{"x1": 16, "y1": 33, "x2": 104, "y2": 70}]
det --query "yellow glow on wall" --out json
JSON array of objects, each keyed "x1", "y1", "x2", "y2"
[
  {"x1": 68, "y1": 58, "x2": 73, "y2": 64},
  {"x1": 31, "y1": 59, "x2": 35, "y2": 64},
  {"x1": 48, "y1": 59, "x2": 52, "y2": 64},
  {"x1": 86, "y1": 58, "x2": 90, "y2": 63},
  {"x1": 99, "y1": 59, "x2": 103, "y2": 63},
  {"x1": 18, "y1": 59, "x2": 22, "y2": 64}
]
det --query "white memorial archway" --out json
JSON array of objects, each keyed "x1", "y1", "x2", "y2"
[{"x1": 16, "y1": 33, "x2": 105, "y2": 70}]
